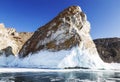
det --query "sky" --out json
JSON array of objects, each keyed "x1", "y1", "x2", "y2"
[{"x1": 0, "y1": 0, "x2": 120, "y2": 39}]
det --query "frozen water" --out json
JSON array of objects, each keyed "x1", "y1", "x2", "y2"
[{"x1": 0, "y1": 43, "x2": 115, "y2": 69}]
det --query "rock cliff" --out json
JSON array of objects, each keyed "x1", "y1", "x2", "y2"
[
  {"x1": 0, "y1": 23, "x2": 33, "y2": 56},
  {"x1": 19, "y1": 6, "x2": 98, "y2": 58},
  {"x1": 94, "y1": 37, "x2": 120, "y2": 63}
]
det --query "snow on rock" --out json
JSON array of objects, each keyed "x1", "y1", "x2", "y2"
[
  {"x1": 19, "y1": 6, "x2": 98, "y2": 58},
  {"x1": 0, "y1": 45, "x2": 111, "y2": 69},
  {"x1": 17, "y1": 6, "x2": 109, "y2": 69}
]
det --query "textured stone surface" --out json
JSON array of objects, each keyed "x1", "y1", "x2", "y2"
[
  {"x1": 94, "y1": 37, "x2": 120, "y2": 63},
  {"x1": 0, "y1": 46, "x2": 14, "y2": 57},
  {"x1": 19, "y1": 6, "x2": 98, "y2": 57},
  {"x1": 0, "y1": 23, "x2": 33, "y2": 55}
]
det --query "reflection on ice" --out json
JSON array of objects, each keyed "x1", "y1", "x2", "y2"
[{"x1": 0, "y1": 69, "x2": 120, "y2": 82}]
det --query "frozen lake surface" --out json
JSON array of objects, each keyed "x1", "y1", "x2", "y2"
[{"x1": 0, "y1": 68, "x2": 120, "y2": 82}]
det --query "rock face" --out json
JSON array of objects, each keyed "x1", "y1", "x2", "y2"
[
  {"x1": 94, "y1": 37, "x2": 120, "y2": 63},
  {"x1": 0, "y1": 23, "x2": 33, "y2": 56},
  {"x1": 19, "y1": 6, "x2": 98, "y2": 58},
  {"x1": 0, "y1": 46, "x2": 14, "y2": 57}
]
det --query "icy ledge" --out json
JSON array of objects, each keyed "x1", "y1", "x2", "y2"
[{"x1": 0, "y1": 43, "x2": 113, "y2": 70}]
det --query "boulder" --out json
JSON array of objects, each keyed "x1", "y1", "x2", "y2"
[
  {"x1": 94, "y1": 37, "x2": 120, "y2": 63},
  {"x1": 0, "y1": 46, "x2": 14, "y2": 57},
  {"x1": 19, "y1": 6, "x2": 98, "y2": 58}
]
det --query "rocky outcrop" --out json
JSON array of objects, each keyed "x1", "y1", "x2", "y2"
[
  {"x1": 94, "y1": 37, "x2": 120, "y2": 63},
  {"x1": 0, "y1": 23, "x2": 33, "y2": 56},
  {"x1": 0, "y1": 46, "x2": 14, "y2": 57},
  {"x1": 19, "y1": 6, "x2": 98, "y2": 58},
  {"x1": 13, "y1": 32, "x2": 33, "y2": 54}
]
